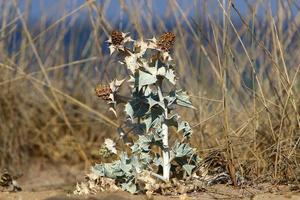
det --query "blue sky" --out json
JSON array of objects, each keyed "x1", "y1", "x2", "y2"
[{"x1": 5, "y1": 0, "x2": 285, "y2": 23}]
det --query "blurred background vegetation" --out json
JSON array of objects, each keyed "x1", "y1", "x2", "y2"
[{"x1": 0, "y1": 0, "x2": 299, "y2": 184}]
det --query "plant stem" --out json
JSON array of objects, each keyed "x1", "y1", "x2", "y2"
[
  {"x1": 157, "y1": 78, "x2": 170, "y2": 182},
  {"x1": 161, "y1": 120, "x2": 170, "y2": 181},
  {"x1": 149, "y1": 171, "x2": 166, "y2": 182}
]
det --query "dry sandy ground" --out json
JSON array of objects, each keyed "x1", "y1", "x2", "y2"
[
  {"x1": 1, "y1": 187, "x2": 300, "y2": 200},
  {"x1": 0, "y1": 160, "x2": 299, "y2": 200}
]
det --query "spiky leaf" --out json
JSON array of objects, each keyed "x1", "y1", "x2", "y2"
[
  {"x1": 172, "y1": 141, "x2": 194, "y2": 158},
  {"x1": 178, "y1": 121, "x2": 193, "y2": 138},
  {"x1": 183, "y1": 164, "x2": 195, "y2": 176},
  {"x1": 176, "y1": 90, "x2": 195, "y2": 109},
  {"x1": 121, "y1": 181, "x2": 137, "y2": 194},
  {"x1": 138, "y1": 70, "x2": 157, "y2": 91}
]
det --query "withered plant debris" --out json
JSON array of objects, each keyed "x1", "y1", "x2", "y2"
[
  {"x1": 0, "y1": 169, "x2": 22, "y2": 192},
  {"x1": 196, "y1": 150, "x2": 246, "y2": 186}
]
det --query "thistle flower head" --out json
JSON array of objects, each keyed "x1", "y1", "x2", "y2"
[
  {"x1": 156, "y1": 32, "x2": 176, "y2": 52},
  {"x1": 107, "y1": 30, "x2": 133, "y2": 55},
  {"x1": 95, "y1": 79, "x2": 126, "y2": 117},
  {"x1": 95, "y1": 84, "x2": 112, "y2": 101},
  {"x1": 111, "y1": 30, "x2": 124, "y2": 46}
]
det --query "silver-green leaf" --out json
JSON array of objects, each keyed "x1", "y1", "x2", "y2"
[
  {"x1": 138, "y1": 70, "x2": 157, "y2": 91},
  {"x1": 183, "y1": 164, "x2": 195, "y2": 176}
]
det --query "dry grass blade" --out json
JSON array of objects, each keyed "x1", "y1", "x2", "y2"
[
  {"x1": 0, "y1": 57, "x2": 99, "y2": 86},
  {"x1": 12, "y1": 0, "x2": 75, "y2": 134}
]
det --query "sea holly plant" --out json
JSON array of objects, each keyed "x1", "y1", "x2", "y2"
[{"x1": 76, "y1": 31, "x2": 200, "y2": 194}]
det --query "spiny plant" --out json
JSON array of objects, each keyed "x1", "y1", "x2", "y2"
[{"x1": 87, "y1": 31, "x2": 200, "y2": 194}]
